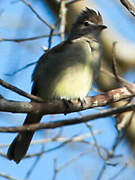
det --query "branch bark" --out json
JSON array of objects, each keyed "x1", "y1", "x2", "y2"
[
  {"x1": 0, "y1": 86, "x2": 134, "y2": 114},
  {"x1": 120, "y1": 0, "x2": 135, "y2": 17},
  {"x1": 0, "y1": 102, "x2": 135, "y2": 133}
]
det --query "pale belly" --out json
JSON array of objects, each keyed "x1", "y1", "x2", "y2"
[{"x1": 50, "y1": 65, "x2": 93, "y2": 99}]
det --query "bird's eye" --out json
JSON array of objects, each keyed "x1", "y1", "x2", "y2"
[{"x1": 84, "y1": 21, "x2": 89, "y2": 26}]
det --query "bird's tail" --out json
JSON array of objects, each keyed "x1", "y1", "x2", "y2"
[{"x1": 7, "y1": 114, "x2": 42, "y2": 163}]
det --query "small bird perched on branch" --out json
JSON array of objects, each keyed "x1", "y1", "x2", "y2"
[{"x1": 7, "y1": 8, "x2": 107, "y2": 163}]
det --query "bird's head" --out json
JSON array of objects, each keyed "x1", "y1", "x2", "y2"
[{"x1": 69, "y1": 8, "x2": 107, "y2": 39}]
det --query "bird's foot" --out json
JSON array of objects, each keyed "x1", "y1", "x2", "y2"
[
  {"x1": 61, "y1": 98, "x2": 73, "y2": 115},
  {"x1": 78, "y1": 97, "x2": 87, "y2": 108}
]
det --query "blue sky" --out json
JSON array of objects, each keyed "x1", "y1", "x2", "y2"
[{"x1": 0, "y1": 0, "x2": 135, "y2": 180}]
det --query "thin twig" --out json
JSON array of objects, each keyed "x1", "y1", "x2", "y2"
[
  {"x1": 25, "y1": 145, "x2": 45, "y2": 179},
  {"x1": 52, "y1": 151, "x2": 92, "y2": 180},
  {"x1": 57, "y1": 150, "x2": 91, "y2": 172},
  {"x1": 0, "y1": 132, "x2": 101, "y2": 148},
  {"x1": 109, "y1": 163, "x2": 127, "y2": 180},
  {"x1": 58, "y1": 151, "x2": 91, "y2": 171},
  {"x1": 0, "y1": 171, "x2": 20, "y2": 180},
  {"x1": 111, "y1": 132, "x2": 122, "y2": 153},
  {"x1": 52, "y1": 158, "x2": 58, "y2": 180},
  {"x1": 48, "y1": 20, "x2": 59, "y2": 49},
  {"x1": 20, "y1": 0, "x2": 54, "y2": 29},
  {"x1": 0, "y1": 33, "x2": 60, "y2": 43},
  {"x1": 0, "y1": 151, "x2": 8, "y2": 158},
  {"x1": 86, "y1": 123, "x2": 108, "y2": 161},
  {"x1": 97, "y1": 163, "x2": 107, "y2": 180},
  {"x1": 5, "y1": 61, "x2": 37, "y2": 76},
  {"x1": 96, "y1": 127, "x2": 125, "y2": 180},
  {"x1": 26, "y1": 131, "x2": 49, "y2": 178},
  {"x1": 24, "y1": 134, "x2": 80, "y2": 159},
  {"x1": 0, "y1": 79, "x2": 43, "y2": 102}
]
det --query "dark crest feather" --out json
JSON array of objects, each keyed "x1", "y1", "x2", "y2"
[{"x1": 76, "y1": 7, "x2": 103, "y2": 25}]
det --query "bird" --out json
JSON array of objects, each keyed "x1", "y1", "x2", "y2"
[{"x1": 7, "y1": 7, "x2": 107, "y2": 163}]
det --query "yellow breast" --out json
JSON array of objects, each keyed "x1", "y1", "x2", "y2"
[{"x1": 52, "y1": 64, "x2": 93, "y2": 99}]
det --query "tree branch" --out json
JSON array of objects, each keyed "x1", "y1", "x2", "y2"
[
  {"x1": 20, "y1": 0, "x2": 54, "y2": 29},
  {"x1": 0, "y1": 86, "x2": 134, "y2": 114},
  {"x1": 0, "y1": 79, "x2": 43, "y2": 102},
  {"x1": 120, "y1": 0, "x2": 135, "y2": 17},
  {"x1": 0, "y1": 33, "x2": 60, "y2": 43},
  {"x1": 0, "y1": 102, "x2": 135, "y2": 133}
]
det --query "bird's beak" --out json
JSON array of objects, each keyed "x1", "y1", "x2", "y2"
[{"x1": 96, "y1": 24, "x2": 107, "y2": 31}]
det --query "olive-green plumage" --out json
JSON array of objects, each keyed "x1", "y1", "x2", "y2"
[
  {"x1": 33, "y1": 37, "x2": 101, "y2": 99},
  {"x1": 7, "y1": 8, "x2": 107, "y2": 163}
]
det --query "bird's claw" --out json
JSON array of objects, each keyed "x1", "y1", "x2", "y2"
[
  {"x1": 78, "y1": 97, "x2": 86, "y2": 108},
  {"x1": 62, "y1": 98, "x2": 73, "y2": 115}
]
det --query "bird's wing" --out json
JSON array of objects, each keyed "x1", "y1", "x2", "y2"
[{"x1": 32, "y1": 40, "x2": 74, "y2": 81}]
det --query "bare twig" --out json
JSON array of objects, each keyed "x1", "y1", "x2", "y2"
[
  {"x1": 97, "y1": 163, "x2": 107, "y2": 180},
  {"x1": 52, "y1": 158, "x2": 58, "y2": 180},
  {"x1": 30, "y1": 132, "x2": 100, "y2": 145},
  {"x1": 25, "y1": 145, "x2": 45, "y2": 179},
  {"x1": 58, "y1": 150, "x2": 91, "y2": 171},
  {"x1": 109, "y1": 163, "x2": 127, "y2": 180},
  {"x1": 0, "y1": 151, "x2": 8, "y2": 158},
  {"x1": 0, "y1": 103, "x2": 135, "y2": 133},
  {"x1": 86, "y1": 123, "x2": 108, "y2": 161},
  {"x1": 0, "y1": 79, "x2": 43, "y2": 102},
  {"x1": 24, "y1": 134, "x2": 80, "y2": 159},
  {"x1": 52, "y1": 150, "x2": 91, "y2": 180},
  {"x1": 0, "y1": 33, "x2": 60, "y2": 43},
  {"x1": 20, "y1": 0, "x2": 54, "y2": 29},
  {"x1": 0, "y1": 132, "x2": 101, "y2": 149},
  {"x1": 0, "y1": 135, "x2": 105, "y2": 161},
  {"x1": 97, "y1": 127, "x2": 125, "y2": 180},
  {"x1": 86, "y1": 122, "x2": 120, "y2": 180},
  {"x1": 0, "y1": 171, "x2": 20, "y2": 180},
  {"x1": 111, "y1": 132, "x2": 123, "y2": 153},
  {"x1": 120, "y1": 0, "x2": 135, "y2": 17},
  {"x1": 48, "y1": 20, "x2": 59, "y2": 49},
  {"x1": 5, "y1": 61, "x2": 37, "y2": 76}
]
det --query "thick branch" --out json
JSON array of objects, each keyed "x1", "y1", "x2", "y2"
[
  {"x1": 0, "y1": 103, "x2": 135, "y2": 133},
  {"x1": 0, "y1": 86, "x2": 134, "y2": 114},
  {"x1": 120, "y1": 0, "x2": 135, "y2": 17}
]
